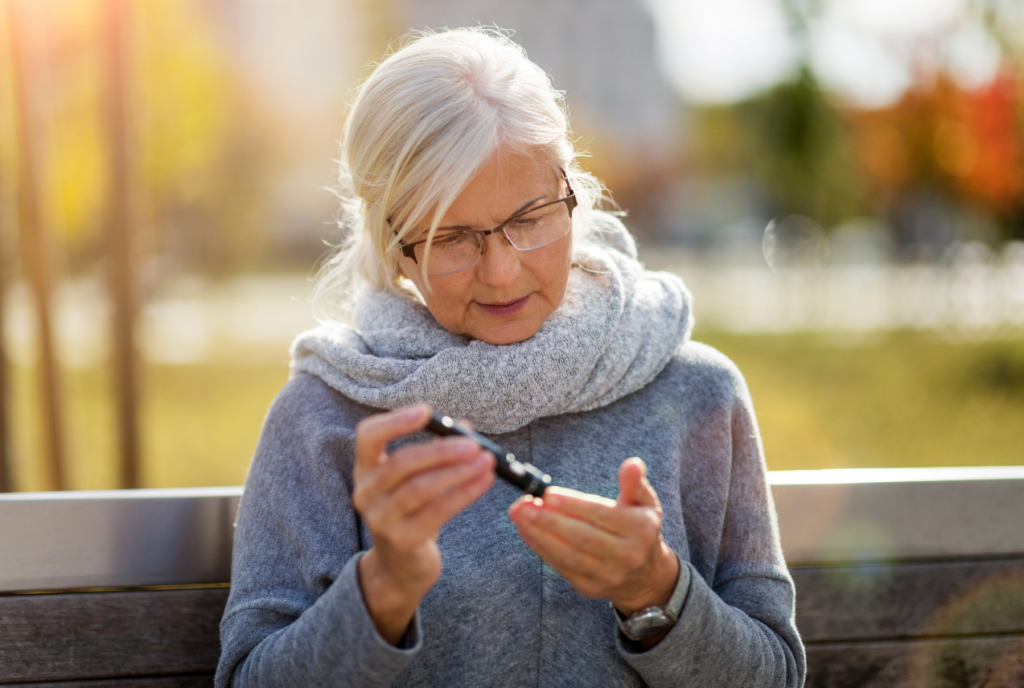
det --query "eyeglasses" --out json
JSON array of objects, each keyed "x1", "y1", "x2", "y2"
[{"x1": 397, "y1": 174, "x2": 577, "y2": 276}]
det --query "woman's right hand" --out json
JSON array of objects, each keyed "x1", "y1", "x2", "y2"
[{"x1": 353, "y1": 402, "x2": 495, "y2": 645}]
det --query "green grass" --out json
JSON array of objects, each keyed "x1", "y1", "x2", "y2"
[
  {"x1": 698, "y1": 330, "x2": 1024, "y2": 471},
  {"x1": 6, "y1": 330, "x2": 1024, "y2": 490},
  {"x1": 10, "y1": 361, "x2": 290, "y2": 490}
]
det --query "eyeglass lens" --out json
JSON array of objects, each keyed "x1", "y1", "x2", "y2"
[{"x1": 416, "y1": 199, "x2": 573, "y2": 275}]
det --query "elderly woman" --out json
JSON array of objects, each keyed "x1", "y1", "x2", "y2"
[{"x1": 216, "y1": 28, "x2": 805, "y2": 688}]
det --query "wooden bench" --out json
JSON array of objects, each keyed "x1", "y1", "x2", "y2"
[{"x1": 2, "y1": 468, "x2": 1023, "y2": 687}]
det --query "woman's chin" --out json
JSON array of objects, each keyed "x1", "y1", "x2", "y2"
[
  {"x1": 460, "y1": 298, "x2": 548, "y2": 345},
  {"x1": 467, "y1": 318, "x2": 544, "y2": 345}
]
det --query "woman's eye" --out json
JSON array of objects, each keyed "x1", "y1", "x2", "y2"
[
  {"x1": 513, "y1": 217, "x2": 541, "y2": 227},
  {"x1": 432, "y1": 233, "x2": 469, "y2": 248}
]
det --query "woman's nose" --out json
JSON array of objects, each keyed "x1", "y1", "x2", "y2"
[{"x1": 476, "y1": 231, "x2": 522, "y2": 286}]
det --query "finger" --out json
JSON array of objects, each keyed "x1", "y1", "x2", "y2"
[
  {"x1": 354, "y1": 403, "x2": 431, "y2": 478},
  {"x1": 539, "y1": 487, "x2": 637, "y2": 536},
  {"x1": 512, "y1": 499, "x2": 620, "y2": 558},
  {"x1": 617, "y1": 457, "x2": 659, "y2": 508},
  {"x1": 400, "y1": 454, "x2": 496, "y2": 539},
  {"x1": 375, "y1": 450, "x2": 494, "y2": 529},
  {"x1": 456, "y1": 417, "x2": 475, "y2": 431},
  {"x1": 513, "y1": 518, "x2": 605, "y2": 593},
  {"x1": 507, "y1": 494, "x2": 534, "y2": 521},
  {"x1": 366, "y1": 436, "x2": 482, "y2": 498}
]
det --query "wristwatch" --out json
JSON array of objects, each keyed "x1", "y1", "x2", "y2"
[{"x1": 612, "y1": 554, "x2": 690, "y2": 642}]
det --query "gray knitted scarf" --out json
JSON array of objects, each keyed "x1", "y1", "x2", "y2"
[{"x1": 290, "y1": 219, "x2": 693, "y2": 434}]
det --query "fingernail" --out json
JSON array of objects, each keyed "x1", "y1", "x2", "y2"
[
  {"x1": 544, "y1": 493, "x2": 560, "y2": 508},
  {"x1": 522, "y1": 505, "x2": 539, "y2": 522},
  {"x1": 403, "y1": 403, "x2": 425, "y2": 420}
]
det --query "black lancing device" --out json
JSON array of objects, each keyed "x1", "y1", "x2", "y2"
[{"x1": 426, "y1": 412, "x2": 551, "y2": 497}]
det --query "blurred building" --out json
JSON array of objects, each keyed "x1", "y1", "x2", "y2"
[
  {"x1": 408, "y1": 0, "x2": 685, "y2": 241},
  {"x1": 195, "y1": 0, "x2": 371, "y2": 260},
  {"x1": 179, "y1": 0, "x2": 684, "y2": 256},
  {"x1": 407, "y1": 0, "x2": 679, "y2": 161}
]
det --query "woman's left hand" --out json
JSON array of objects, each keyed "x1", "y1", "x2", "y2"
[{"x1": 508, "y1": 457, "x2": 680, "y2": 618}]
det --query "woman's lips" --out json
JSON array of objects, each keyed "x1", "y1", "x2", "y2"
[{"x1": 475, "y1": 294, "x2": 530, "y2": 317}]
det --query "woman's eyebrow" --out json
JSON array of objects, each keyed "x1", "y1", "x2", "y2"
[
  {"x1": 508, "y1": 194, "x2": 550, "y2": 216},
  {"x1": 434, "y1": 194, "x2": 550, "y2": 231}
]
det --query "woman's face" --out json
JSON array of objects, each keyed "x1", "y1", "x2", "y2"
[{"x1": 397, "y1": 149, "x2": 573, "y2": 345}]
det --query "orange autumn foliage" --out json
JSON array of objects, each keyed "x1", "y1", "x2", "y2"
[{"x1": 849, "y1": 68, "x2": 1023, "y2": 217}]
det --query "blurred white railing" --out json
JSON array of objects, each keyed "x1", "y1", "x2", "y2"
[
  {"x1": 642, "y1": 242, "x2": 1024, "y2": 334},
  {"x1": 4, "y1": 243, "x2": 1024, "y2": 367},
  {"x1": 676, "y1": 263, "x2": 1024, "y2": 333}
]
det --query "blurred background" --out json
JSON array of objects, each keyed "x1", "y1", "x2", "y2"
[{"x1": 1, "y1": 0, "x2": 1022, "y2": 492}]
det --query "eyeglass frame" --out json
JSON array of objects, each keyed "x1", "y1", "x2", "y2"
[{"x1": 396, "y1": 170, "x2": 577, "y2": 268}]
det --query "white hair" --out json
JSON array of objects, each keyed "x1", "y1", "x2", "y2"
[{"x1": 312, "y1": 27, "x2": 615, "y2": 319}]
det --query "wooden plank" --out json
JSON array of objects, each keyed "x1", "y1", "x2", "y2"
[
  {"x1": 0, "y1": 588, "x2": 228, "y2": 684},
  {"x1": 0, "y1": 579, "x2": 1019, "y2": 686},
  {"x1": 6, "y1": 677, "x2": 212, "y2": 688},
  {"x1": 806, "y1": 635, "x2": 1024, "y2": 688},
  {"x1": 794, "y1": 558, "x2": 1024, "y2": 643}
]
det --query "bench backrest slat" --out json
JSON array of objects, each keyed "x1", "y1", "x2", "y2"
[
  {"x1": 794, "y1": 557, "x2": 1024, "y2": 642},
  {"x1": 0, "y1": 588, "x2": 228, "y2": 684}
]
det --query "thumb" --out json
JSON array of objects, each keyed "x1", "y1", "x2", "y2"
[{"x1": 617, "y1": 457, "x2": 658, "y2": 508}]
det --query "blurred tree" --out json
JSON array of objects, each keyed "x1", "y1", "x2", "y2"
[
  {"x1": 2, "y1": 0, "x2": 283, "y2": 279},
  {"x1": 679, "y1": 0, "x2": 1024, "y2": 248},
  {"x1": 687, "y1": 68, "x2": 869, "y2": 231},
  {"x1": 0, "y1": 4, "x2": 12, "y2": 491},
  {"x1": 24, "y1": 0, "x2": 106, "y2": 269},
  {"x1": 135, "y1": 0, "x2": 279, "y2": 276},
  {"x1": 848, "y1": 69, "x2": 1024, "y2": 245},
  {"x1": 741, "y1": 68, "x2": 868, "y2": 227}
]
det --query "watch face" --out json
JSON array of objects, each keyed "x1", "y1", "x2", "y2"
[{"x1": 623, "y1": 607, "x2": 675, "y2": 640}]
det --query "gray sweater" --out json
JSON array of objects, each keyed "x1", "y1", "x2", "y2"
[{"x1": 217, "y1": 341, "x2": 806, "y2": 687}]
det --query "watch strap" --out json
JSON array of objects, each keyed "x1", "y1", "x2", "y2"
[
  {"x1": 613, "y1": 551, "x2": 690, "y2": 641},
  {"x1": 664, "y1": 553, "x2": 690, "y2": 618}
]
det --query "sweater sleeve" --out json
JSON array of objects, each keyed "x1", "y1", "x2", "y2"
[
  {"x1": 215, "y1": 375, "x2": 422, "y2": 688},
  {"x1": 616, "y1": 355, "x2": 806, "y2": 687}
]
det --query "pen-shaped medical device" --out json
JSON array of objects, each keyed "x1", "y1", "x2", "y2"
[{"x1": 426, "y1": 412, "x2": 551, "y2": 497}]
